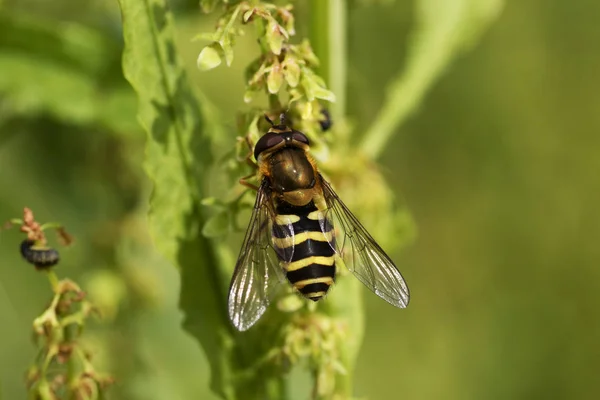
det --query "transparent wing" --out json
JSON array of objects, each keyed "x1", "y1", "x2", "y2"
[
  {"x1": 227, "y1": 179, "x2": 292, "y2": 331},
  {"x1": 320, "y1": 176, "x2": 410, "y2": 308}
]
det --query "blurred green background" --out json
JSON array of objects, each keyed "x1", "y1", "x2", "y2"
[{"x1": 1, "y1": 0, "x2": 599, "y2": 399}]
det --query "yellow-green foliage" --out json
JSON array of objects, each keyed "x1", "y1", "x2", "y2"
[{"x1": 2, "y1": 1, "x2": 598, "y2": 400}]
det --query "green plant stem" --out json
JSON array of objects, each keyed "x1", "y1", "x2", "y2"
[
  {"x1": 359, "y1": 0, "x2": 504, "y2": 160},
  {"x1": 46, "y1": 270, "x2": 59, "y2": 292},
  {"x1": 358, "y1": 75, "x2": 417, "y2": 160},
  {"x1": 255, "y1": 17, "x2": 269, "y2": 54},
  {"x1": 41, "y1": 344, "x2": 58, "y2": 374},
  {"x1": 64, "y1": 325, "x2": 77, "y2": 396},
  {"x1": 309, "y1": 0, "x2": 347, "y2": 121},
  {"x1": 39, "y1": 222, "x2": 62, "y2": 231},
  {"x1": 308, "y1": 2, "x2": 354, "y2": 399},
  {"x1": 327, "y1": 0, "x2": 347, "y2": 120},
  {"x1": 308, "y1": 0, "x2": 329, "y2": 80}
]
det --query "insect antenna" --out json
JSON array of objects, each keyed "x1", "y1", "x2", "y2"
[
  {"x1": 264, "y1": 112, "x2": 291, "y2": 129},
  {"x1": 264, "y1": 114, "x2": 275, "y2": 126},
  {"x1": 279, "y1": 112, "x2": 287, "y2": 126}
]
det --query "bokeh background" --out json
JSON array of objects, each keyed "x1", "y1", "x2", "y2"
[{"x1": 1, "y1": 0, "x2": 599, "y2": 399}]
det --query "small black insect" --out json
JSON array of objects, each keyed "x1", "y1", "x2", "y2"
[
  {"x1": 20, "y1": 240, "x2": 60, "y2": 270},
  {"x1": 319, "y1": 108, "x2": 332, "y2": 132}
]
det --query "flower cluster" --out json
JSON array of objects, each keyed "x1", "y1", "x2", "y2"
[
  {"x1": 3, "y1": 208, "x2": 113, "y2": 399},
  {"x1": 196, "y1": 1, "x2": 334, "y2": 145}
]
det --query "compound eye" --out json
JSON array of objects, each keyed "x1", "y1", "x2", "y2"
[
  {"x1": 291, "y1": 131, "x2": 310, "y2": 146},
  {"x1": 254, "y1": 132, "x2": 284, "y2": 159}
]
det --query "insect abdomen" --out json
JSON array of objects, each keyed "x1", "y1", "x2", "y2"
[{"x1": 273, "y1": 202, "x2": 336, "y2": 301}]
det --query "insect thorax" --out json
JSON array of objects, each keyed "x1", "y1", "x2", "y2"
[
  {"x1": 268, "y1": 148, "x2": 315, "y2": 192},
  {"x1": 265, "y1": 147, "x2": 317, "y2": 206}
]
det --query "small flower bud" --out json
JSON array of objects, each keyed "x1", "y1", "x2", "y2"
[
  {"x1": 267, "y1": 61, "x2": 284, "y2": 94},
  {"x1": 266, "y1": 20, "x2": 284, "y2": 55},
  {"x1": 282, "y1": 57, "x2": 300, "y2": 87},
  {"x1": 197, "y1": 44, "x2": 222, "y2": 71}
]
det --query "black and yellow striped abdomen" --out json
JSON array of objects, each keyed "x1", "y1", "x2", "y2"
[{"x1": 273, "y1": 201, "x2": 336, "y2": 301}]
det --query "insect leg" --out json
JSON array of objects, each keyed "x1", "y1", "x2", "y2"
[
  {"x1": 239, "y1": 174, "x2": 260, "y2": 191},
  {"x1": 238, "y1": 134, "x2": 261, "y2": 191},
  {"x1": 244, "y1": 136, "x2": 259, "y2": 168}
]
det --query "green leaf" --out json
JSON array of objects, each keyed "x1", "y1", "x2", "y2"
[
  {"x1": 219, "y1": 35, "x2": 235, "y2": 67},
  {"x1": 197, "y1": 43, "x2": 223, "y2": 71},
  {"x1": 279, "y1": 7, "x2": 296, "y2": 36},
  {"x1": 300, "y1": 69, "x2": 336, "y2": 103},
  {"x1": 243, "y1": 9, "x2": 255, "y2": 23},
  {"x1": 201, "y1": 197, "x2": 225, "y2": 207},
  {"x1": 192, "y1": 32, "x2": 219, "y2": 42},
  {"x1": 34, "y1": 379, "x2": 54, "y2": 400},
  {"x1": 202, "y1": 210, "x2": 230, "y2": 238},
  {"x1": 312, "y1": 86, "x2": 336, "y2": 102},
  {"x1": 360, "y1": 0, "x2": 504, "y2": 158},
  {"x1": 266, "y1": 62, "x2": 284, "y2": 94},
  {"x1": 0, "y1": 12, "x2": 135, "y2": 132},
  {"x1": 265, "y1": 19, "x2": 284, "y2": 55},
  {"x1": 296, "y1": 39, "x2": 319, "y2": 66},
  {"x1": 0, "y1": 54, "x2": 97, "y2": 123},
  {"x1": 117, "y1": 0, "x2": 235, "y2": 398},
  {"x1": 282, "y1": 56, "x2": 300, "y2": 87},
  {"x1": 0, "y1": 12, "x2": 113, "y2": 78},
  {"x1": 217, "y1": 5, "x2": 243, "y2": 67},
  {"x1": 200, "y1": 0, "x2": 221, "y2": 13},
  {"x1": 243, "y1": 87, "x2": 261, "y2": 103}
]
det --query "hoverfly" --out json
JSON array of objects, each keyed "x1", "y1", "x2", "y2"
[{"x1": 228, "y1": 115, "x2": 410, "y2": 331}]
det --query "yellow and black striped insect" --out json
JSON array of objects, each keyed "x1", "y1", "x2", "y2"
[{"x1": 228, "y1": 115, "x2": 410, "y2": 331}]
